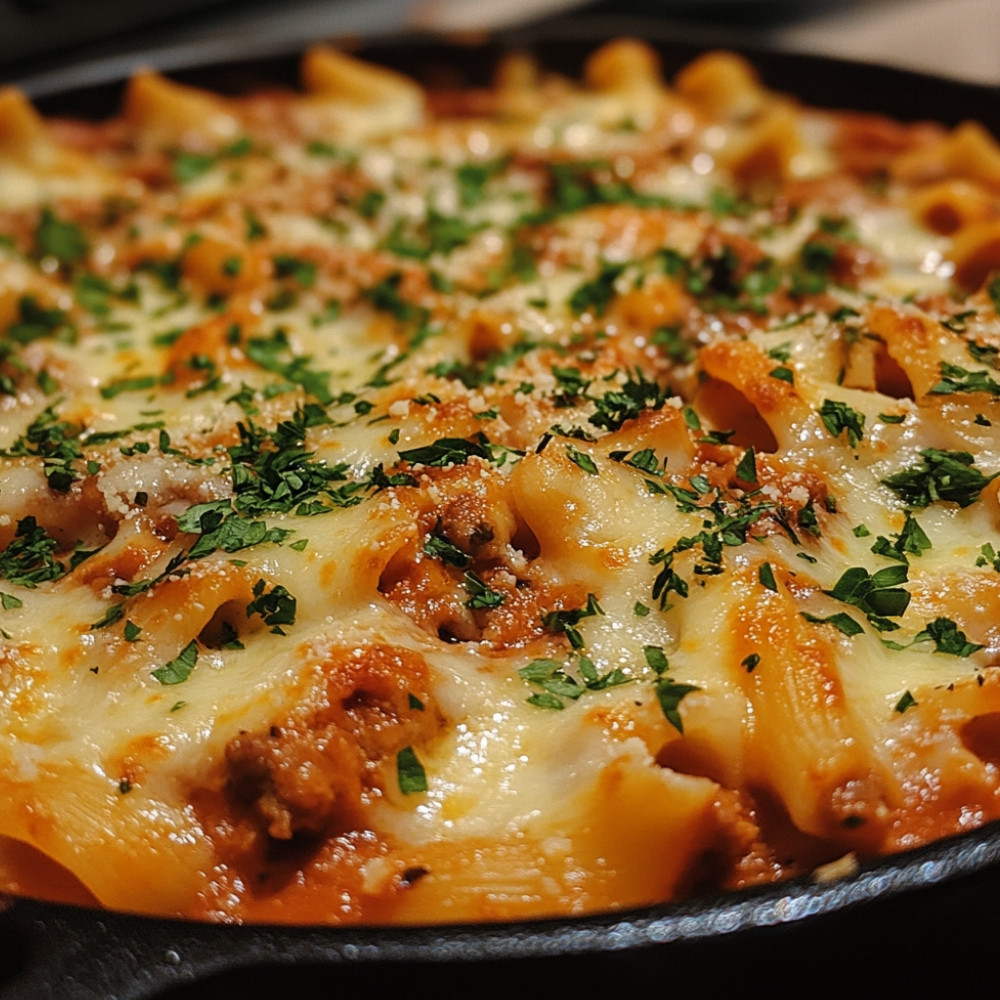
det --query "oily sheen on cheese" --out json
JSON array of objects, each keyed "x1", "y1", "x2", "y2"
[{"x1": 3, "y1": 40, "x2": 1000, "y2": 923}]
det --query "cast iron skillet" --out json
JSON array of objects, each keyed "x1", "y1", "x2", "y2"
[{"x1": 3, "y1": 21, "x2": 1000, "y2": 1000}]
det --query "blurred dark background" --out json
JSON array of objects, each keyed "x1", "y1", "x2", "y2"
[{"x1": 2, "y1": 0, "x2": 998, "y2": 97}]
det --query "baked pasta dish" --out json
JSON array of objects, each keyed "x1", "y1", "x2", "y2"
[{"x1": 3, "y1": 39, "x2": 1000, "y2": 924}]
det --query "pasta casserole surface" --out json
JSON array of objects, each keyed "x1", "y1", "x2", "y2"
[{"x1": 2, "y1": 40, "x2": 1000, "y2": 923}]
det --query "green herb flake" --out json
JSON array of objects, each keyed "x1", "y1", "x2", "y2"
[
  {"x1": 568, "y1": 263, "x2": 625, "y2": 317},
  {"x1": 800, "y1": 611, "x2": 864, "y2": 636},
  {"x1": 0, "y1": 517, "x2": 66, "y2": 587},
  {"x1": 819, "y1": 399, "x2": 865, "y2": 447},
  {"x1": 735, "y1": 446, "x2": 758, "y2": 483},
  {"x1": 36, "y1": 207, "x2": 88, "y2": 265},
  {"x1": 172, "y1": 151, "x2": 217, "y2": 184},
  {"x1": 976, "y1": 542, "x2": 1000, "y2": 572},
  {"x1": 929, "y1": 362, "x2": 1000, "y2": 398},
  {"x1": 825, "y1": 564, "x2": 910, "y2": 623},
  {"x1": 654, "y1": 679, "x2": 700, "y2": 733},
  {"x1": 883, "y1": 448, "x2": 997, "y2": 509},
  {"x1": 463, "y1": 571, "x2": 505, "y2": 610},
  {"x1": 643, "y1": 645, "x2": 669, "y2": 675},
  {"x1": 526, "y1": 692, "x2": 566, "y2": 710},
  {"x1": 742, "y1": 653, "x2": 761, "y2": 672},
  {"x1": 396, "y1": 745, "x2": 428, "y2": 794},
  {"x1": 89, "y1": 604, "x2": 125, "y2": 630},
  {"x1": 152, "y1": 640, "x2": 199, "y2": 685},
  {"x1": 566, "y1": 444, "x2": 598, "y2": 475},
  {"x1": 399, "y1": 435, "x2": 493, "y2": 468},
  {"x1": 424, "y1": 527, "x2": 470, "y2": 568},
  {"x1": 897, "y1": 513, "x2": 931, "y2": 556},
  {"x1": 758, "y1": 562, "x2": 778, "y2": 592},
  {"x1": 915, "y1": 617, "x2": 984, "y2": 657},
  {"x1": 542, "y1": 594, "x2": 605, "y2": 650},
  {"x1": 273, "y1": 254, "x2": 318, "y2": 288},
  {"x1": 246, "y1": 579, "x2": 297, "y2": 633}
]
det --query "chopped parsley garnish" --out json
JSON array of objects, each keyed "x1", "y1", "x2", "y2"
[
  {"x1": 462, "y1": 571, "x2": 505, "y2": 610},
  {"x1": 819, "y1": 399, "x2": 865, "y2": 447},
  {"x1": 100, "y1": 375, "x2": 161, "y2": 399},
  {"x1": 455, "y1": 159, "x2": 506, "y2": 207},
  {"x1": 172, "y1": 151, "x2": 216, "y2": 184},
  {"x1": 0, "y1": 515, "x2": 66, "y2": 587},
  {"x1": 519, "y1": 654, "x2": 630, "y2": 710},
  {"x1": 171, "y1": 139, "x2": 253, "y2": 184},
  {"x1": 383, "y1": 210, "x2": 484, "y2": 259},
  {"x1": 822, "y1": 564, "x2": 909, "y2": 633},
  {"x1": 566, "y1": 444, "x2": 598, "y2": 475},
  {"x1": 536, "y1": 161, "x2": 668, "y2": 219},
  {"x1": 758, "y1": 562, "x2": 777, "y2": 592},
  {"x1": 244, "y1": 329, "x2": 333, "y2": 404},
  {"x1": 5, "y1": 296, "x2": 74, "y2": 345},
  {"x1": 939, "y1": 310, "x2": 977, "y2": 334},
  {"x1": 644, "y1": 645, "x2": 669, "y2": 674},
  {"x1": 0, "y1": 403, "x2": 84, "y2": 492},
  {"x1": 227, "y1": 410, "x2": 350, "y2": 517},
  {"x1": 988, "y1": 274, "x2": 1000, "y2": 315},
  {"x1": 177, "y1": 500, "x2": 293, "y2": 560},
  {"x1": 914, "y1": 617, "x2": 984, "y2": 657},
  {"x1": 396, "y1": 746, "x2": 428, "y2": 794},
  {"x1": 654, "y1": 679, "x2": 700, "y2": 733},
  {"x1": 589, "y1": 370, "x2": 669, "y2": 432},
  {"x1": 882, "y1": 448, "x2": 997, "y2": 509},
  {"x1": 90, "y1": 604, "x2": 125, "y2": 630},
  {"x1": 929, "y1": 362, "x2": 1000, "y2": 398},
  {"x1": 74, "y1": 272, "x2": 124, "y2": 316},
  {"x1": 246, "y1": 579, "x2": 297, "y2": 633},
  {"x1": 976, "y1": 542, "x2": 1000, "y2": 572},
  {"x1": 798, "y1": 498, "x2": 821, "y2": 537},
  {"x1": 895, "y1": 690, "x2": 917, "y2": 713},
  {"x1": 35, "y1": 207, "x2": 88, "y2": 265},
  {"x1": 735, "y1": 447, "x2": 758, "y2": 483},
  {"x1": 424, "y1": 525, "x2": 470, "y2": 568},
  {"x1": 541, "y1": 594, "x2": 604, "y2": 649},
  {"x1": 800, "y1": 611, "x2": 864, "y2": 636},
  {"x1": 399, "y1": 434, "x2": 494, "y2": 468},
  {"x1": 870, "y1": 514, "x2": 930, "y2": 563},
  {"x1": 568, "y1": 263, "x2": 625, "y2": 317},
  {"x1": 272, "y1": 255, "x2": 318, "y2": 287},
  {"x1": 355, "y1": 189, "x2": 386, "y2": 219},
  {"x1": 651, "y1": 324, "x2": 696, "y2": 363},
  {"x1": 650, "y1": 487, "x2": 775, "y2": 608},
  {"x1": 152, "y1": 640, "x2": 198, "y2": 685},
  {"x1": 363, "y1": 272, "x2": 429, "y2": 327}
]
